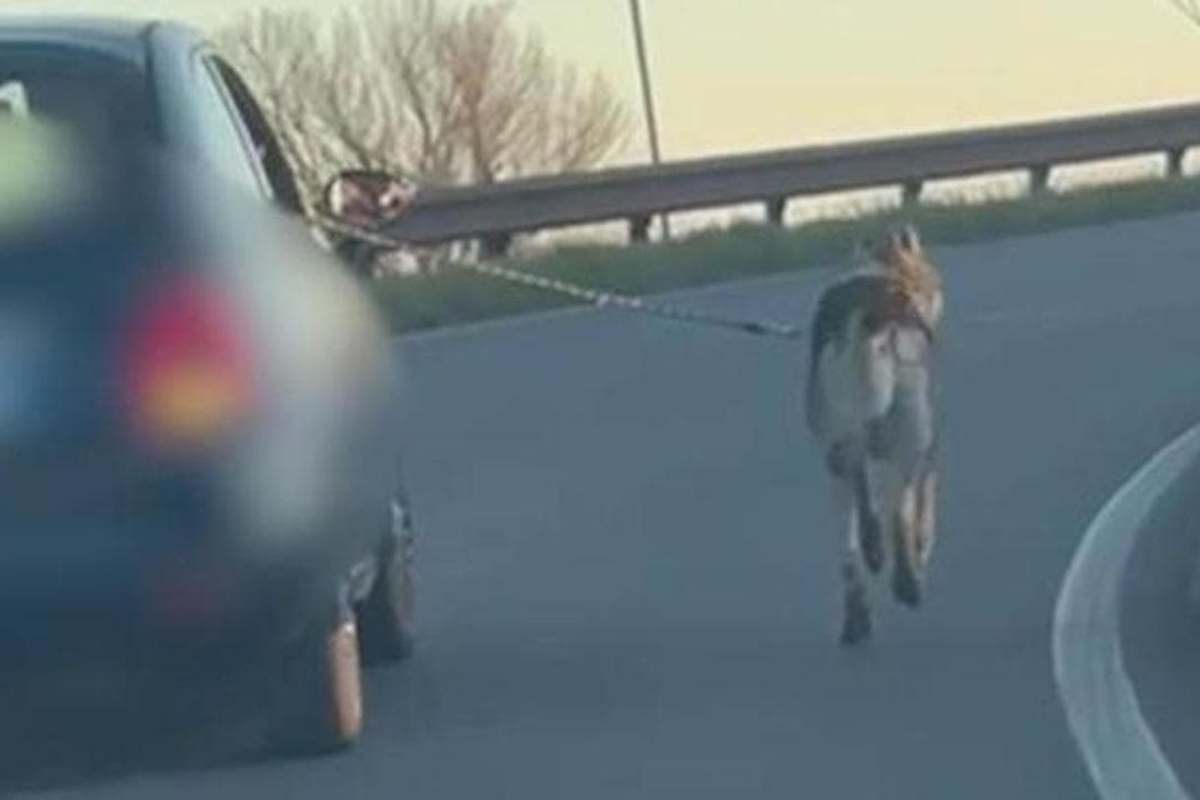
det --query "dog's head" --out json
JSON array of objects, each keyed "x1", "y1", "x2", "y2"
[
  {"x1": 871, "y1": 225, "x2": 928, "y2": 270},
  {"x1": 863, "y1": 224, "x2": 943, "y2": 328}
]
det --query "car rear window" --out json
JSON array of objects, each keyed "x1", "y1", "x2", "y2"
[{"x1": 0, "y1": 45, "x2": 154, "y2": 150}]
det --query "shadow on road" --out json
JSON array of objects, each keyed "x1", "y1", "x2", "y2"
[
  {"x1": 0, "y1": 669, "x2": 256, "y2": 795},
  {"x1": 0, "y1": 659, "x2": 427, "y2": 796}
]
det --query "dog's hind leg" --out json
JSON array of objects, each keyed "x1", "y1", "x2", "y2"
[
  {"x1": 854, "y1": 465, "x2": 884, "y2": 575},
  {"x1": 842, "y1": 558, "x2": 872, "y2": 646},
  {"x1": 892, "y1": 481, "x2": 923, "y2": 609},
  {"x1": 837, "y1": 481, "x2": 872, "y2": 646},
  {"x1": 916, "y1": 467, "x2": 938, "y2": 570}
]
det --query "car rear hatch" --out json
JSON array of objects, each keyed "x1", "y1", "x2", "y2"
[{"x1": 0, "y1": 44, "x2": 223, "y2": 638}]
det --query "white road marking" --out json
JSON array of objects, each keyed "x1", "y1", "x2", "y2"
[{"x1": 1053, "y1": 422, "x2": 1200, "y2": 800}]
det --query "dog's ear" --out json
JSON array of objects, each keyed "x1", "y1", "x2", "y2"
[
  {"x1": 852, "y1": 238, "x2": 873, "y2": 265},
  {"x1": 875, "y1": 224, "x2": 923, "y2": 265},
  {"x1": 874, "y1": 229, "x2": 903, "y2": 264},
  {"x1": 898, "y1": 224, "x2": 922, "y2": 255}
]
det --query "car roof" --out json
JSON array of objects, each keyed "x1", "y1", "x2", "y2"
[{"x1": 0, "y1": 16, "x2": 188, "y2": 68}]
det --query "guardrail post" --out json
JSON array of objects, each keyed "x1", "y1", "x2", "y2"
[
  {"x1": 1167, "y1": 148, "x2": 1188, "y2": 178},
  {"x1": 765, "y1": 197, "x2": 788, "y2": 226},
  {"x1": 902, "y1": 180, "x2": 923, "y2": 206},
  {"x1": 1030, "y1": 164, "x2": 1052, "y2": 194},
  {"x1": 480, "y1": 231, "x2": 513, "y2": 259},
  {"x1": 629, "y1": 215, "x2": 652, "y2": 243}
]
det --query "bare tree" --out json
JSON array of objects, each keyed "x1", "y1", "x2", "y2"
[
  {"x1": 1170, "y1": 0, "x2": 1200, "y2": 25},
  {"x1": 362, "y1": 0, "x2": 464, "y2": 183},
  {"x1": 218, "y1": 0, "x2": 631, "y2": 208},
  {"x1": 527, "y1": 65, "x2": 632, "y2": 175},
  {"x1": 216, "y1": 9, "x2": 335, "y2": 206}
]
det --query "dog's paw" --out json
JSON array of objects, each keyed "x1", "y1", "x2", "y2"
[
  {"x1": 892, "y1": 564, "x2": 922, "y2": 609},
  {"x1": 840, "y1": 591, "x2": 873, "y2": 647}
]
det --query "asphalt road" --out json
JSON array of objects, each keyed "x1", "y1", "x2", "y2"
[{"x1": 16, "y1": 212, "x2": 1200, "y2": 799}]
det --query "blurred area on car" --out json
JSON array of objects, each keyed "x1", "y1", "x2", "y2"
[{"x1": 0, "y1": 117, "x2": 396, "y2": 663}]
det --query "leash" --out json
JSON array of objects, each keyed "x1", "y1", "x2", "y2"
[{"x1": 314, "y1": 215, "x2": 808, "y2": 341}]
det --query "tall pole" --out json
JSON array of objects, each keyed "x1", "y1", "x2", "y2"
[{"x1": 628, "y1": 0, "x2": 671, "y2": 240}]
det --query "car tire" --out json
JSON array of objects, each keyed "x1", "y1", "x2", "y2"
[
  {"x1": 267, "y1": 599, "x2": 364, "y2": 757},
  {"x1": 357, "y1": 499, "x2": 416, "y2": 664}
]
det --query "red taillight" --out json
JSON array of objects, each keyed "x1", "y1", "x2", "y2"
[{"x1": 120, "y1": 275, "x2": 255, "y2": 452}]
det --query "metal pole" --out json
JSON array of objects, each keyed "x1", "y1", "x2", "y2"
[{"x1": 628, "y1": 0, "x2": 671, "y2": 240}]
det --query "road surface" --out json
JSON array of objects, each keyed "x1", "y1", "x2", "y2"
[{"x1": 13, "y1": 212, "x2": 1200, "y2": 799}]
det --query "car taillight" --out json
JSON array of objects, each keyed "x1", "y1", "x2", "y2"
[{"x1": 120, "y1": 275, "x2": 255, "y2": 453}]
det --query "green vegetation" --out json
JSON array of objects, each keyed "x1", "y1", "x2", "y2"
[{"x1": 374, "y1": 175, "x2": 1200, "y2": 334}]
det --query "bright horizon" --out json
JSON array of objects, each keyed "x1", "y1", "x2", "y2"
[{"x1": 4, "y1": 0, "x2": 1200, "y2": 164}]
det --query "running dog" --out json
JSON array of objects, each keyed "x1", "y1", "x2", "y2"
[{"x1": 806, "y1": 225, "x2": 942, "y2": 646}]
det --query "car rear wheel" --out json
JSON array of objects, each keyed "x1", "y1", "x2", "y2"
[
  {"x1": 357, "y1": 499, "x2": 416, "y2": 664},
  {"x1": 267, "y1": 600, "x2": 364, "y2": 757}
]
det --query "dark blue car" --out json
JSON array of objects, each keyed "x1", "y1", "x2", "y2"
[{"x1": 0, "y1": 17, "x2": 415, "y2": 756}]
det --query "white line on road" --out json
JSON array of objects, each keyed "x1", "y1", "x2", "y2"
[{"x1": 1053, "y1": 422, "x2": 1200, "y2": 800}]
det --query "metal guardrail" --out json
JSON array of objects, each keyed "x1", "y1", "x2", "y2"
[{"x1": 382, "y1": 101, "x2": 1200, "y2": 254}]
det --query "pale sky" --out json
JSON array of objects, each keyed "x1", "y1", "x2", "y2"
[{"x1": 5, "y1": 0, "x2": 1200, "y2": 162}]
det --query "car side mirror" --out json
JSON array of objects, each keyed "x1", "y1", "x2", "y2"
[{"x1": 322, "y1": 170, "x2": 418, "y2": 230}]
